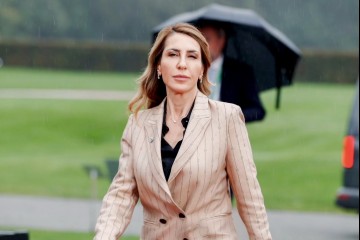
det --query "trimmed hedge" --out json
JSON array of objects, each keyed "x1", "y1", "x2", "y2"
[
  {"x1": 295, "y1": 50, "x2": 359, "y2": 84},
  {"x1": 0, "y1": 39, "x2": 149, "y2": 72},
  {"x1": 0, "y1": 39, "x2": 358, "y2": 84}
]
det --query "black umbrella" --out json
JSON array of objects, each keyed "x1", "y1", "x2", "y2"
[{"x1": 153, "y1": 3, "x2": 302, "y2": 109}]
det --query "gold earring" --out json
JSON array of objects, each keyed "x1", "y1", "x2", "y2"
[{"x1": 199, "y1": 75, "x2": 203, "y2": 83}]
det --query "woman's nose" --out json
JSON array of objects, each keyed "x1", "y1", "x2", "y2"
[{"x1": 177, "y1": 56, "x2": 187, "y2": 69}]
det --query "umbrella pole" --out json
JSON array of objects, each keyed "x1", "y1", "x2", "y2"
[
  {"x1": 275, "y1": 69, "x2": 288, "y2": 110},
  {"x1": 275, "y1": 87, "x2": 281, "y2": 109}
]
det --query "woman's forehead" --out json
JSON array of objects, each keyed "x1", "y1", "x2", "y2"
[{"x1": 164, "y1": 32, "x2": 201, "y2": 52}]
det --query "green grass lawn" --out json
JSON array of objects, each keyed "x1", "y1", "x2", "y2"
[
  {"x1": 0, "y1": 99, "x2": 128, "y2": 198},
  {"x1": 248, "y1": 83, "x2": 354, "y2": 212},
  {"x1": 0, "y1": 67, "x2": 356, "y2": 213},
  {"x1": 249, "y1": 84, "x2": 355, "y2": 211}
]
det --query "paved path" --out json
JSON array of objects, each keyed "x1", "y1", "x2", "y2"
[
  {"x1": 0, "y1": 194, "x2": 358, "y2": 239},
  {"x1": 0, "y1": 89, "x2": 135, "y2": 101}
]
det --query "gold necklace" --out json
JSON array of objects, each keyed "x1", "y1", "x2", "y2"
[
  {"x1": 168, "y1": 107, "x2": 185, "y2": 124},
  {"x1": 170, "y1": 112, "x2": 183, "y2": 124}
]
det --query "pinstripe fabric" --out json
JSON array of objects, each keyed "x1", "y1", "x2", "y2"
[{"x1": 94, "y1": 91, "x2": 272, "y2": 240}]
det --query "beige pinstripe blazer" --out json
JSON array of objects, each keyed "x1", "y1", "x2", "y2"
[{"x1": 94, "y1": 91, "x2": 272, "y2": 240}]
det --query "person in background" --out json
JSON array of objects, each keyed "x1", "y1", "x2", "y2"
[
  {"x1": 94, "y1": 22, "x2": 272, "y2": 240},
  {"x1": 199, "y1": 21, "x2": 266, "y2": 123},
  {"x1": 199, "y1": 21, "x2": 266, "y2": 200}
]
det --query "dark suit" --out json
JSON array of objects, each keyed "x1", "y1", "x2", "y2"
[{"x1": 220, "y1": 57, "x2": 266, "y2": 123}]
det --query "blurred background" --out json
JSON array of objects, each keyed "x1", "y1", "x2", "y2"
[
  {"x1": 0, "y1": 0, "x2": 358, "y2": 49},
  {"x1": 0, "y1": 0, "x2": 359, "y2": 239}
]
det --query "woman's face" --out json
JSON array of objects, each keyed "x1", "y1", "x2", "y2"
[{"x1": 158, "y1": 32, "x2": 203, "y2": 96}]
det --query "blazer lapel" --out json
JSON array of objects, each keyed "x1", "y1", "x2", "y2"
[
  {"x1": 168, "y1": 92, "x2": 211, "y2": 183},
  {"x1": 144, "y1": 101, "x2": 172, "y2": 197}
]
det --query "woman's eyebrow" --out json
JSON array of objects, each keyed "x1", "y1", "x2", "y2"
[{"x1": 165, "y1": 48, "x2": 199, "y2": 54}]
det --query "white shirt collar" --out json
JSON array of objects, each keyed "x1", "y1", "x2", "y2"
[{"x1": 211, "y1": 54, "x2": 224, "y2": 71}]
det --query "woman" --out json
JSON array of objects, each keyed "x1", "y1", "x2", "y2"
[{"x1": 94, "y1": 23, "x2": 272, "y2": 240}]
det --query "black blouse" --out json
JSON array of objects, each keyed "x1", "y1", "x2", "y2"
[{"x1": 161, "y1": 99, "x2": 195, "y2": 181}]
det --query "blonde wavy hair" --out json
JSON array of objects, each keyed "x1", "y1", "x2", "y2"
[{"x1": 128, "y1": 22, "x2": 212, "y2": 116}]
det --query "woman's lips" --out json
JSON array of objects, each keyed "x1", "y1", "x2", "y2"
[{"x1": 173, "y1": 75, "x2": 189, "y2": 80}]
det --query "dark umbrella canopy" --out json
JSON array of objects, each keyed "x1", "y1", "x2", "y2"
[{"x1": 153, "y1": 3, "x2": 302, "y2": 108}]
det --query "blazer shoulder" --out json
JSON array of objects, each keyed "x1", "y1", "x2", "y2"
[
  {"x1": 210, "y1": 99, "x2": 241, "y2": 115},
  {"x1": 132, "y1": 104, "x2": 162, "y2": 126}
]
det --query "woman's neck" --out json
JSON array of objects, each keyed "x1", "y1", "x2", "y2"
[{"x1": 166, "y1": 90, "x2": 197, "y2": 122}]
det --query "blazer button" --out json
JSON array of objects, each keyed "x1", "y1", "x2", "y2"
[
  {"x1": 159, "y1": 219, "x2": 167, "y2": 224},
  {"x1": 179, "y1": 213, "x2": 186, "y2": 218}
]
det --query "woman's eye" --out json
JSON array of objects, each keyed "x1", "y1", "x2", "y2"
[{"x1": 168, "y1": 52, "x2": 178, "y2": 57}]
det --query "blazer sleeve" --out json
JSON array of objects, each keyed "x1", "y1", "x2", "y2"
[
  {"x1": 94, "y1": 114, "x2": 139, "y2": 240},
  {"x1": 225, "y1": 106, "x2": 272, "y2": 240}
]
